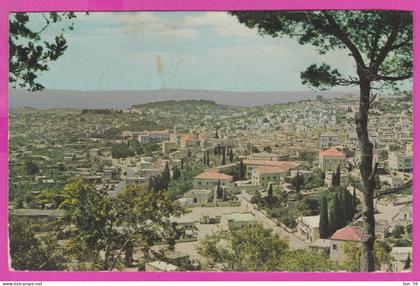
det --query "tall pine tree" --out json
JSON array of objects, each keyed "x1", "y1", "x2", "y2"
[
  {"x1": 239, "y1": 159, "x2": 246, "y2": 180},
  {"x1": 338, "y1": 189, "x2": 347, "y2": 228},
  {"x1": 319, "y1": 195, "x2": 330, "y2": 238}
]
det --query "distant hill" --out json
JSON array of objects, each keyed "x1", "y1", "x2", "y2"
[{"x1": 9, "y1": 88, "x2": 358, "y2": 110}]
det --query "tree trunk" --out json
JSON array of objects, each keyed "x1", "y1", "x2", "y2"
[{"x1": 356, "y1": 79, "x2": 376, "y2": 272}]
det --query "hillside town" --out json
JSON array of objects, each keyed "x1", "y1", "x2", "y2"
[{"x1": 8, "y1": 92, "x2": 412, "y2": 272}]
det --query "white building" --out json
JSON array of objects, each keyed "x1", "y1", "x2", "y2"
[{"x1": 388, "y1": 151, "x2": 412, "y2": 172}]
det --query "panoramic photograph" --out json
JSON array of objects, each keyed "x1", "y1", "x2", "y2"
[{"x1": 8, "y1": 11, "x2": 412, "y2": 272}]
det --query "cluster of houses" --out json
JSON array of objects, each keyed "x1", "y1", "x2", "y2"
[{"x1": 8, "y1": 94, "x2": 413, "y2": 272}]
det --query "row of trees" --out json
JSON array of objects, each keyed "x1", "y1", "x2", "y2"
[
  {"x1": 198, "y1": 224, "x2": 336, "y2": 271},
  {"x1": 319, "y1": 188, "x2": 357, "y2": 238}
]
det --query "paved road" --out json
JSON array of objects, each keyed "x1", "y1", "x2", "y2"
[{"x1": 237, "y1": 192, "x2": 309, "y2": 250}]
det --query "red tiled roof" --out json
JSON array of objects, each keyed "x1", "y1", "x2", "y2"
[
  {"x1": 319, "y1": 148, "x2": 345, "y2": 158},
  {"x1": 195, "y1": 171, "x2": 233, "y2": 181},
  {"x1": 330, "y1": 225, "x2": 363, "y2": 241}
]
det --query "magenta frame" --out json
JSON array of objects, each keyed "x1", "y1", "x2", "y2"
[{"x1": 0, "y1": 0, "x2": 418, "y2": 281}]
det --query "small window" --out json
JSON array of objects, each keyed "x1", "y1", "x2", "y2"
[{"x1": 332, "y1": 244, "x2": 337, "y2": 250}]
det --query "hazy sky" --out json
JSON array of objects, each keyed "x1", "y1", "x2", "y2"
[{"x1": 29, "y1": 12, "x2": 366, "y2": 92}]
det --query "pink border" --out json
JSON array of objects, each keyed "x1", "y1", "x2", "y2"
[{"x1": 0, "y1": 0, "x2": 418, "y2": 281}]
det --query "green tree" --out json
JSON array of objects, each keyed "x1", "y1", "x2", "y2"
[
  {"x1": 59, "y1": 180, "x2": 186, "y2": 270},
  {"x1": 250, "y1": 190, "x2": 262, "y2": 205},
  {"x1": 406, "y1": 224, "x2": 412, "y2": 234},
  {"x1": 25, "y1": 160, "x2": 39, "y2": 175},
  {"x1": 168, "y1": 161, "x2": 206, "y2": 200},
  {"x1": 9, "y1": 13, "x2": 84, "y2": 91},
  {"x1": 9, "y1": 216, "x2": 65, "y2": 270},
  {"x1": 221, "y1": 146, "x2": 226, "y2": 165},
  {"x1": 267, "y1": 183, "x2": 273, "y2": 200},
  {"x1": 251, "y1": 146, "x2": 260, "y2": 153},
  {"x1": 344, "y1": 189, "x2": 356, "y2": 222},
  {"x1": 111, "y1": 143, "x2": 134, "y2": 159},
  {"x1": 333, "y1": 165, "x2": 341, "y2": 187},
  {"x1": 198, "y1": 224, "x2": 336, "y2": 271},
  {"x1": 172, "y1": 165, "x2": 181, "y2": 180},
  {"x1": 162, "y1": 162, "x2": 171, "y2": 190},
  {"x1": 392, "y1": 225, "x2": 405, "y2": 238},
  {"x1": 230, "y1": 11, "x2": 413, "y2": 272},
  {"x1": 404, "y1": 255, "x2": 411, "y2": 270},
  {"x1": 295, "y1": 171, "x2": 301, "y2": 193},
  {"x1": 319, "y1": 195, "x2": 330, "y2": 239},
  {"x1": 342, "y1": 241, "x2": 392, "y2": 272},
  {"x1": 263, "y1": 146, "x2": 272, "y2": 153},
  {"x1": 216, "y1": 180, "x2": 223, "y2": 200}
]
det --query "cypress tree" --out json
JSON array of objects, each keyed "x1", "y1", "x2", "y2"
[
  {"x1": 404, "y1": 255, "x2": 411, "y2": 270},
  {"x1": 215, "y1": 129, "x2": 219, "y2": 139},
  {"x1": 163, "y1": 162, "x2": 170, "y2": 190},
  {"x1": 347, "y1": 190, "x2": 355, "y2": 221},
  {"x1": 336, "y1": 164, "x2": 341, "y2": 187},
  {"x1": 267, "y1": 183, "x2": 273, "y2": 199},
  {"x1": 206, "y1": 150, "x2": 210, "y2": 166},
  {"x1": 216, "y1": 180, "x2": 222, "y2": 200},
  {"x1": 338, "y1": 189, "x2": 347, "y2": 227},
  {"x1": 239, "y1": 159, "x2": 245, "y2": 180},
  {"x1": 319, "y1": 195, "x2": 330, "y2": 238},
  {"x1": 329, "y1": 193, "x2": 341, "y2": 234},
  {"x1": 181, "y1": 158, "x2": 185, "y2": 169},
  {"x1": 295, "y1": 171, "x2": 301, "y2": 193}
]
